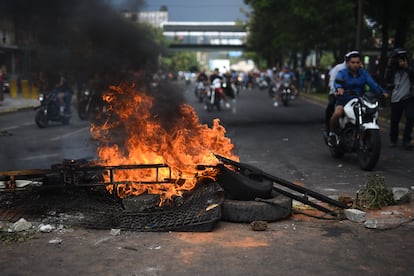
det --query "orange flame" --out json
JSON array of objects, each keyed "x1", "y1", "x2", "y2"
[{"x1": 90, "y1": 82, "x2": 238, "y2": 203}]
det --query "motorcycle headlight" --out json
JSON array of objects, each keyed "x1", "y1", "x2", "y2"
[
  {"x1": 362, "y1": 104, "x2": 378, "y2": 116},
  {"x1": 84, "y1": 90, "x2": 90, "y2": 96},
  {"x1": 363, "y1": 101, "x2": 378, "y2": 113},
  {"x1": 38, "y1": 93, "x2": 44, "y2": 101}
]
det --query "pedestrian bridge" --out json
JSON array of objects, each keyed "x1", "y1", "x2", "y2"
[{"x1": 162, "y1": 21, "x2": 247, "y2": 51}]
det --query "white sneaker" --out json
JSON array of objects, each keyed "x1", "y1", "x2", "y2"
[
  {"x1": 273, "y1": 101, "x2": 279, "y2": 107},
  {"x1": 225, "y1": 102, "x2": 231, "y2": 109}
]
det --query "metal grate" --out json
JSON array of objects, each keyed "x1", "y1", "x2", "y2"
[
  {"x1": 0, "y1": 182, "x2": 224, "y2": 232},
  {"x1": 113, "y1": 182, "x2": 224, "y2": 231}
]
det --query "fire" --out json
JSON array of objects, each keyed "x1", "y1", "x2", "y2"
[{"x1": 90, "y1": 82, "x2": 239, "y2": 204}]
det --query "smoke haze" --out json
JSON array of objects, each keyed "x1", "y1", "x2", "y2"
[{"x1": 0, "y1": 0, "x2": 161, "y2": 84}]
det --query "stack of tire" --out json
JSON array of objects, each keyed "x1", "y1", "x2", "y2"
[{"x1": 217, "y1": 165, "x2": 292, "y2": 223}]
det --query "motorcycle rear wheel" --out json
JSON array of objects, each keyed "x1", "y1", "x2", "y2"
[
  {"x1": 35, "y1": 110, "x2": 48, "y2": 128},
  {"x1": 358, "y1": 129, "x2": 381, "y2": 171}
]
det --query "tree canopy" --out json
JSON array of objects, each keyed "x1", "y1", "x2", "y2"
[{"x1": 244, "y1": 0, "x2": 414, "y2": 78}]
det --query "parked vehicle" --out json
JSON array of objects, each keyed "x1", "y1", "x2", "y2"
[
  {"x1": 35, "y1": 90, "x2": 71, "y2": 128},
  {"x1": 323, "y1": 90, "x2": 382, "y2": 171}
]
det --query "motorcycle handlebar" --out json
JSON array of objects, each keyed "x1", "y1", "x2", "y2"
[{"x1": 336, "y1": 90, "x2": 382, "y2": 100}]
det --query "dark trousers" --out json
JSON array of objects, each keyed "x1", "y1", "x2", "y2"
[
  {"x1": 325, "y1": 94, "x2": 336, "y2": 131},
  {"x1": 390, "y1": 98, "x2": 414, "y2": 144}
]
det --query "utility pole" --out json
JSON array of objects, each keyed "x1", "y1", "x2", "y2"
[{"x1": 356, "y1": 0, "x2": 363, "y2": 50}]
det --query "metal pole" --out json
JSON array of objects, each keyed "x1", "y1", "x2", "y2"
[{"x1": 356, "y1": 0, "x2": 363, "y2": 50}]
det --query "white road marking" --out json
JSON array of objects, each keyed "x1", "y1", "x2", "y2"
[
  {"x1": 49, "y1": 127, "x2": 90, "y2": 141},
  {"x1": 1, "y1": 122, "x2": 36, "y2": 130},
  {"x1": 19, "y1": 153, "x2": 60, "y2": 160}
]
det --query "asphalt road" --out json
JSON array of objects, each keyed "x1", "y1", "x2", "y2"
[
  {"x1": 2, "y1": 82, "x2": 412, "y2": 196},
  {"x1": 0, "y1": 82, "x2": 413, "y2": 275},
  {"x1": 186, "y1": 84, "x2": 413, "y2": 197}
]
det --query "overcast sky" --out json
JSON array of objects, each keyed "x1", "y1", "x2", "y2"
[{"x1": 141, "y1": 0, "x2": 250, "y2": 22}]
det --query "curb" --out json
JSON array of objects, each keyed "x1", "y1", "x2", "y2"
[{"x1": 0, "y1": 105, "x2": 38, "y2": 115}]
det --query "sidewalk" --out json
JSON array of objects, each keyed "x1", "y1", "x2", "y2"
[{"x1": 0, "y1": 93, "x2": 39, "y2": 114}]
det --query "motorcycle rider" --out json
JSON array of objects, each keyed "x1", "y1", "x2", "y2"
[
  {"x1": 56, "y1": 76, "x2": 73, "y2": 115},
  {"x1": 194, "y1": 69, "x2": 209, "y2": 97},
  {"x1": 325, "y1": 51, "x2": 358, "y2": 134},
  {"x1": 385, "y1": 48, "x2": 414, "y2": 150},
  {"x1": 328, "y1": 51, "x2": 387, "y2": 146},
  {"x1": 209, "y1": 68, "x2": 230, "y2": 109},
  {"x1": 274, "y1": 66, "x2": 296, "y2": 107}
]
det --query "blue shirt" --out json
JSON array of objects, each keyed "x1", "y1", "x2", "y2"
[{"x1": 334, "y1": 67, "x2": 385, "y2": 104}]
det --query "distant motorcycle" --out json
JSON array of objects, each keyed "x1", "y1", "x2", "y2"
[
  {"x1": 35, "y1": 90, "x2": 71, "y2": 128},
  {"x1": 195, "y1": 81, "x2": 208, "y2": 103},
  {"x1": 279, "y1": 79, "x2": 292, "y2": 106},
  {"x1": 323, "y1": 87, "x2": 383, "y2": 171},
  {"x1": 204, "y1": 78, "x2": 226, "y2": 112},
  {"x1": 77, "y1": 86, "x2": 104, "y2": 120}
]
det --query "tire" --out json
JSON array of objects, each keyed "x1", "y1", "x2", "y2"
[
  {"x1": 330, "y1": 147, "x2": 344, "y2": 158},
  {"x1": 217, "y1": 165, "x2": 273, "y2": 200},
  {"x1": 358, "y1": 129, "x2": 381, "y2": 171},
  {"x1": 35, "y1": 109, "x2": 48, "y2": 128},
  {"x1": 205, "y1": 102, "x2": 213, "y2": 112},
  {"x1": 62, "y1": 116, "x2": 71, "y2": 125},
  {"x1": 78, "y1": 100, "x2": 90, "y2": 120},
  {"x1": 268, "y1": 87, "x2": 275, "y2": 98},
  {"x1": 221, "y1": 192, "x2": 292, "y2": 223},
  {"x1": 282, "y1": 93, "x2": 289, "y2": 106}
]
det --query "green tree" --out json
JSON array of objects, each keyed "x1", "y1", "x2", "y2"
[
  {"x1": 244, "y1": 0, "x2": 357, "y2": 68},
  {"x1": 161, "y1": 52, "x2": 200, "y2": 73},
  {"x1": 363, "y1": 0, "x2": 414, "y2": 79}
]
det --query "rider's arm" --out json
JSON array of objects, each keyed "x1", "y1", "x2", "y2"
[
  {"x1": 364, "y1": 70, "x2": 385, "y2": 94},
  {"x1": 333, "y1": 70, "x2": 345, "y2": 95},
  {"x1": 329, "y1": 63, "x2": 346, "y2": 93}
]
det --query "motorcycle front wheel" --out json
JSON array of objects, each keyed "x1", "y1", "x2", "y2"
[
  {"x1": 358, "y1": 129, "x2": 381, "y2": 171},
  {"x1": 35, "y1": 109, "x2": 48, "y2": 128},
  {"x1": 281, "y1": 93, "x2": 289, "y2": 106},
  {"x1": 77, "y1": 99, "x2": 90, "y2": 120}
]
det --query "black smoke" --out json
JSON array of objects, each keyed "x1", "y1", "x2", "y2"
[{"x1": 0, "y1": 0, "x2": 162, "y2": 86}]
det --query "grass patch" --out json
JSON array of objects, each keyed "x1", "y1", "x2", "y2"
[{"x1": 0, "y1": 229, "x2": 37, "y2": 243}]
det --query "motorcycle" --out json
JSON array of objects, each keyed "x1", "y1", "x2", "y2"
[
  {"x1": 204, "y1": 80, "x2": 223, "y2": 112},
  {"x1": 195, "y1": 81, "x2": 208, "y2": 103},
  {"x1": 268, "y1": 79, "x2": 279, "y2": 99},
  {"x1": 323, "y1": 88, "x2": 382, "y2": 171},
  {"x1": 35, "y1": 90, "x2": 71, "y2": 128},
  {"x1": 280, "y1": 79, "x2": 292, "y2": 106},
  {"x1": 77, "y1": 86, "x2": 104, "y2": 120}
]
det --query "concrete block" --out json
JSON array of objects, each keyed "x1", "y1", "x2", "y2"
[
  {"x1": 392, "y1": 187, "x2": 411, "y2": 204},
  {"x1": 344, "y1": 208, "x2": 366, "y2": 223}
]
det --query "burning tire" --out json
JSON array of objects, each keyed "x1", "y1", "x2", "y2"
[{"x1": 221, "y1": 192, "x2": 292, "y2": 223}]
